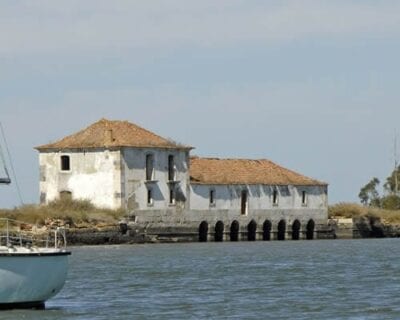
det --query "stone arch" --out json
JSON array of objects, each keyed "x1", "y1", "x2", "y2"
[
  {"x1": 306, "y1": 219, "x2": 315, "y2": 240},
  {"x1": 214, "y1": 221, "x2": 224, "y2": 242},
  {"x1": 230, "y1": 220, "x2": 239, "y2": 242},
  {"x1": 199, "y1": 221, "x2": 208, "y2": 242},
  {"x1": 263, "y1": 220, "x2": 272, "y2": 241},
  {"x1": 292, "y1": 220, "x2": 301, "y2": 240},
  {"x1": 247, "y1": 220, "x2": 257, "y2": 241},
  {"x1": 277, "y1": 220, "x2": 286, "y2": 241}
]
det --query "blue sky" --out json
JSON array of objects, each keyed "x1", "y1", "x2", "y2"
[{"x1": 1, "y1": 0, "x2": 400, "y2": 208}]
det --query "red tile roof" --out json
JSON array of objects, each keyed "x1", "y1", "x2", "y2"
[
  {"x1": 36, "y1": 118, "x2": 192, "y2": 150},
  {"x1": 190, "y1": 157, "x2": 326, "y2": 186}
]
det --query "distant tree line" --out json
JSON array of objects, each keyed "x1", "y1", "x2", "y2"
[{"x1": 359, "y1": 166, "x2": 400, "y2": 210}]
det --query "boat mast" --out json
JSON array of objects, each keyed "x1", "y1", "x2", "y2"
[{"x1": 0, "y1": 131, "x2": 11, "y2": 185}]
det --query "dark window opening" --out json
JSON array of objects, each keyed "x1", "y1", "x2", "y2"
[
  {"x1": 147, "y1": 188, "x2": 153, "y2": 205},
  {"x1": 306, "y1": 219, "x2": 315, "y2": 240},
  {"x1": 292, "y1": 220, "x2": 301, "y2": 240},
  {"x1": 214, "y1": 221, "x2": 224, "y2": 242},
  {"x1": 61, "y1": 155, "x2": 70, "y2": 171},
  {"x1": 146, "y1": 154, "x2": 154, "y2": 181},
  {"x1": 277, "y1": 220, "x2": 286, "y2": 240},
  {"x1": 273, "y1": 189, "x2": 278, "y2": 206},
  {"x1": 241, "y1": 190, "x2": 248, "y2": 215},
  {"x1": 302, "y1": 191, "x2": 307, "y2": 206},
  {"x1": 169, "y1": 187, "x2": 175, "y2": 205},
  {"x1": 230, "y1": 220, "x2": 239, "y2": 241},
  {"x1": 263, "y1": 220, "x2": 272, "y2": 241},
  {"x1": 199, "y1": 221, "x2": 208, "y2": 242},
  {"x1": 168, "y1": 155, "x2": 175, "y2": 181},
  {"x1": 210, "y1": 189, "x2": 215, "y2": 206},
  {"x1": 247, "y1": 220, "x2": 257, "y2": 241}
]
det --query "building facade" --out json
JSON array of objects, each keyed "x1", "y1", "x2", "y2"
[{"x1": 36, "y1": 118, "x2": 328, "y2": 240}]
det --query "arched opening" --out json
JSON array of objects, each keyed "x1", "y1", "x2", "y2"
[
  {"x1": 306, "y1": 219, "x2": 315, "y2": 240},
  {"x1": 230, "y1": 220, "x2": 239, "y2": 241},
  {"x1": 277, "y1": 220, "x2": 286, "y2": 241},
  {"x1": 263, "y1": 220, "x2": 272, "y2": 241},
  {"x1": 199, "y1": 221, "x2": 208, "y2": 242},
  {"x1": 59, "y1": 190, "x2": 72, "y2": 201},
  {"x1": 214, "y1": 221, "x2": 224, "y2": 242},
  {"x1": 292, "y1": 220, "x2": 301, "y2": 240},
  {"x1": 247, "y1": 220, "x2": 257, "y2": 241}
]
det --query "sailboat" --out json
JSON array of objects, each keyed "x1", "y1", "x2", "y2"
[{"x1": 0, "y1": 126, "x2": 71, "y2": 309}]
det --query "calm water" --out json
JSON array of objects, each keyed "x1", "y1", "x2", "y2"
[{"x1": 1, "y1": 239, "x2": 400, "y2": 319}]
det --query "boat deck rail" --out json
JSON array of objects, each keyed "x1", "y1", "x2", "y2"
[{"x1": 0, "y1": 218, "x2": 67, "y2": 250}]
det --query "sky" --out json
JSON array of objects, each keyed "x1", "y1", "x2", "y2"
[{"x1": 0, "y1": 0, "x2": 400, "y2": 208}]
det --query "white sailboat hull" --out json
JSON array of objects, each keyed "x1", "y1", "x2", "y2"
[{"x1": 0, "y1": 251, "x2": 70, "y2": 308}]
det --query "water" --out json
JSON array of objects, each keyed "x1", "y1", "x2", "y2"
[{"x1": 1, "y1": 239, "x2": 400, "y2": 319}]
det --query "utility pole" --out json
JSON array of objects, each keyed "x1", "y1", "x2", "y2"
[{"x1": 395, "y1": 132, "x2": 399, "y2": 195}]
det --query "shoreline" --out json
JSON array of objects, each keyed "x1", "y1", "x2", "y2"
[{"x1": 64, "y1": 217, "x2": 400, "y2": 246}]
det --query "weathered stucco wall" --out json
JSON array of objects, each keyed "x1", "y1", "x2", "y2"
[
  {"x1": 190, "y1": 184, "x2": 327, "y2": 211},
  {"x1": 127, "y1": 184, "x2": 328, "y2": 240},
  {"x1": 121, "y1": 148, "x2": 190, "y2": 211},
  {"x1": 39, "y1": 149, "x2": 122, "y2": 209}
]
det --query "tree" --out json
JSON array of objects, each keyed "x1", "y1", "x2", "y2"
[
  {"x1": 359, "y1": 177, "x2": 381, "y2": 207},
  {"x1": 384, "y1": 165, "x2": 400, "y2": 194},
  {"x1": 381, "y1": 194, "x2": 400, "y2": 210}
]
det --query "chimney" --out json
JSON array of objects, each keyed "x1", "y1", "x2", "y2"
[{"x1": 104, "y1": 129, "x2": 114, "y2": 145}]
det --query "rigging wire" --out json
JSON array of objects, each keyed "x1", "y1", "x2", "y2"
[{"x1": 0, "y1": 122, "x2": 24, "y2": 205}]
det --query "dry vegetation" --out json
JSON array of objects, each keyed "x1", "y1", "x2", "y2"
[
  {"x1": 329, "y1": 202, "x2": 400, "y2": 224},
  {"x1": 0, "y1": 198, "x2": 125, "y2": 227}
]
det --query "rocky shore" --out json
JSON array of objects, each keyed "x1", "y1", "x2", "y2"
[{"x1": 63, "y1": 216, "x2": 400, "y2": 245}]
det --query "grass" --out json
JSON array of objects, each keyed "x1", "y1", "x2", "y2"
[
  {"x1": 0, "y1": 198, "x2": 125, "y2": 227},
  {"x1": 329, "y1": 202, "x2": 400, "y2": 224}
]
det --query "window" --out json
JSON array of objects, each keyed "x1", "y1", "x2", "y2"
[
  {"x1": 241, "y1": 190, "x2": 248, "y2": 215},
  {"x1": 168, "y1": 155, "x2": 175, "y2": 181},
  {"x1": 169, "y1": 187, "x2": 175, "y2": 205},
  {"x1": 209, "y1": 189, "x2": 216, "y2": 206},
  {"x1": 147, "y1": 188, "x2": 153, "y2": 206},
  {"x1": 146, "y1": 154, "x2": 154, "y2": 180},
  {"x1": 61, "y1": 155, "x2": 70, "y2": 171},
  {"x1": 272, "y1": 189, "x2": 279, "y2": 206},
  {"x1": 302, "y1": 190, "x2": 307, "y2": 206}
]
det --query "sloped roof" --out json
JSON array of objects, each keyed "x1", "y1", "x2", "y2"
[
  {"x1": 190, "y1": 157, "x2": 326, "y2": 186},
  {"x1": 36, "y1": 118, "x2": 192, "y2": 150}
]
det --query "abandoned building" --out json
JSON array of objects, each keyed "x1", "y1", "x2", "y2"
[{"x1": 36, "y1": 118, "x2": 328, "y2": 241}]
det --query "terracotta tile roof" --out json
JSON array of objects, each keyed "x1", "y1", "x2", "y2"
[
  {"x1": 36, "y1": 118, "x2": 192, "y2": 150},
  {"x1": 190, "y1": 157, "x2": 327, "y2": 186}
]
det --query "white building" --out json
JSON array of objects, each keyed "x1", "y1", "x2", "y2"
[{"x1": 36, "y1": 118, "x2": 328, "y2": 240}]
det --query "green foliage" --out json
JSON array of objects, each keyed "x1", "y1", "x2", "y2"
[
  {"x1": 381, "y1": 194, "x2": 400, "y2": 210},
  {"x1": 360, "y1": 164, "x2": 400, "y2": 209},
  {"x1": 384, "y1": 165, "x2": 400, "y2": 193},
  {"x1": 358, "y1": 177, "x2": 380, "y2": 206}
]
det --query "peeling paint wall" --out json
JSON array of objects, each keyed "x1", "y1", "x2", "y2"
[
  {"x1": 39, "y1": 149, "x2": 122, "y2": 209},
  {"x1": 121, "y1": 148, "x2": 190, "y2": 211},
  {"x1": 127, "y1": 184, "x2": 328, "y2": 236},
  {"x1": 190, "y1": 184, "x2": 328, "y2": 211},
  {"x1": 38, "y1": 147, "x2": 328, "y2": 231}
]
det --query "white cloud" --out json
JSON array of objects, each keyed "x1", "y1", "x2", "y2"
[{"x1": 1, "y1": 1, "x2": 399, "y2": 56}]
